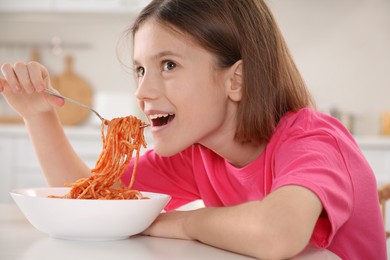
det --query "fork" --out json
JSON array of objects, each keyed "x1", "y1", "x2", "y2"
[
  {"x1": 44, "y1": 88, "x2": 150, "y2": 128},
  {"x1": 44, "y1": 88, "x2": 105, "y2": 121}
]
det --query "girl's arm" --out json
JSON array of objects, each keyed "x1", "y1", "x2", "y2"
[
  {"x1": 24, "y1": 111, "x2": 91, "y2": 186},
  {"x1": 0, "y1": 62, "x2": 90, "y2": 186},
  {"x1": 143, "y1": 185, "x2": 322, "y2": 259}
]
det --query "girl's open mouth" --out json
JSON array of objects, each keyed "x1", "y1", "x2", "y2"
[{"x1": 150, "y1": 113, "x2": 175, "y2": 127}]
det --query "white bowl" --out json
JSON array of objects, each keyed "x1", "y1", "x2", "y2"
[{"x1": 10, "y1": 187, "x2": 170, "y2": 241}]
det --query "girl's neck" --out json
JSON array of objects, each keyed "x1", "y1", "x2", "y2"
[{"x1": 204, "y1": 137, "x2": 265, "y2": 168}]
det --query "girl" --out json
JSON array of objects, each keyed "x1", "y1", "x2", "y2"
[{"x1": 0, "y1": 0, "x2": 386, "y2": 259}]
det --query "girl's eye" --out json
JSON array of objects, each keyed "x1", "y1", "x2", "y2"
[
  {"x1": 162, "y1": 60, "x2": 176, "y2": 71},
  {"x1": 136, "y1": 67, "x2": 145, "y2": 77}
]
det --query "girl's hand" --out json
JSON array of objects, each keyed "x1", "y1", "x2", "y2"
[
  {"x1": 142, "y1": 210, "x2": 193, "y2": 240},
  {"x1": 0, "y1": 62, "x2": 64, "y2": 120},
  {"x1": 142, "y1": 186, "x2": 322, "y2": 259}
]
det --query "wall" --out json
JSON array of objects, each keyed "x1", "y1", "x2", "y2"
[
  {"x1": 1, "y1": 0, "x2": 390, "y2": 133},
  {"x1": 0, "y1": 12, "x2": 142, "y2": 122},
  {"x1": 268, "y1": 0, "x2": 390, "y2": 135}
]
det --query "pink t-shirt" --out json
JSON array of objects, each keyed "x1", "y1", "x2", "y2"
[{"x1": 122, "y1": 108, "x2": 387, "y2": 259}]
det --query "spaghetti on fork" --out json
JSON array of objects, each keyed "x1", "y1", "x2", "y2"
[{"x1": 50, "y1": 115, "x2": 147, "y2": 200}]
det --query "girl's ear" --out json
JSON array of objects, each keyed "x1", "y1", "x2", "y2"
[{"x1": 227, "y1": 60, "x2": 243, "y2": 102}]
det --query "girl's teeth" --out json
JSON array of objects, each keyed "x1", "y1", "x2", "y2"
[
  {"x1": 150, "y1": 114, "x2": 172, "y2": 119},
  {"x1": 149, "y1": 113, "x2": 175, "y2": 127}
]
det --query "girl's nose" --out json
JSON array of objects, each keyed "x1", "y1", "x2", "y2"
[{"x1": 134, "y1": 72, "x2": 160, "y2": 101}]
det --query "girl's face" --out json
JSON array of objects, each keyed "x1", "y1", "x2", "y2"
[{"x1": 133, "y1": 20, "x2": 238, "y2": 156}]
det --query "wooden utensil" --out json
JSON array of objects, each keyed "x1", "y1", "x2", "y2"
[
  {"x1": 44, "y1": 88, "x2": 104, "y2": 121},
  {"x1": 51, "y1": 55, "x2": 93, "y2": 125}
]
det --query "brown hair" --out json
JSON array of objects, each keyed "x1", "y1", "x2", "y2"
[{"x1": 131, "y1": 0, "x2": 314, "y2": 145}]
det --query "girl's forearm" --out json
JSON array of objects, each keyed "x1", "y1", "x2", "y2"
[
  {"x1": 184, "y1": 203, "x2": 279, "y2": 259},
  {"x1": 145, "y1": 202, "x2": 296, "y2": 259},
  {"x1": 183, "y1": 187, "x2": 321, "y2": 259},
  {"x1": 24, "y1": 111, "x2": 90, "y2": 186}
]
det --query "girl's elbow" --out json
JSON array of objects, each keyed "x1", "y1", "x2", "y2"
[{"x1": 250, "y1": 225, "x2": 309, "y2": 259}]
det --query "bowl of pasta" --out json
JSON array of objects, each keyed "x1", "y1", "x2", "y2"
[
  {"x1": 10, "y1": 187, "x2": 170, "y2": 241},
  {"x1": 10, "y1": 116, "x2": 168, "y2": 240}
]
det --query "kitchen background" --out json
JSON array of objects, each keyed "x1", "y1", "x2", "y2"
[
  {"x1": 0, "y1": 0, "x2": 390, "y2": 133},
  {"x1": 0, "y1": 1, "x2": 390, "y2": 196},
  {"x1": 1, "y1": 0, "x2": 390, "y2": 252}
]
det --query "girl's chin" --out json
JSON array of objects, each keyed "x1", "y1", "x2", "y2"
[{"x1": 153, "y1": 143, "x2": 189, "y2": 157}]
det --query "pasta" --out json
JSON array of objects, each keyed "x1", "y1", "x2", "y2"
[{"x1": 50, "y1": 116, "x2": 147, "y2": 200}]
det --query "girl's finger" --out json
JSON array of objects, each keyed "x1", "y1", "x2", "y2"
[
  {"x1": 14, "y1": 62, "x2": 35, "y2": 94},
  {"x1": 0, "y1": 76, "x2": 13, "y2": 96},
  {"x1": 1, "y1": 63, "x2": 21, "y2": 93},
  {"x1": 27, "y1": 61, "x2": 47, "y2": 92},
  {"x1": 0, "y1": 77, "x2": 5, "y2": 92}
]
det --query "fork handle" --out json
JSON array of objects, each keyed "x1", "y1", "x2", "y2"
[{"x1": 44, "y1": 88, "x2": 104, "y2": 121}]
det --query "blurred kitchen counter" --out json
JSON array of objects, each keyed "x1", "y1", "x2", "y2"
[
  {"x1": 4, "y1": 124, "x2": 389, "y2": 142},
  {"x1": 1, "y1": 124, "x2": 388, "y2": 200},
  {"x1": 354, "y1": 134, "x2": 390, "y2": 148},
  {"x1": 0, "y1": 123, "x2": 152, "y2": 203},
  {"x1": 0, "y1": 122, "x2": 101, "y2": 137},
  {"x1": 0, "y1": 123, "x2": 102, "y2": 203}
]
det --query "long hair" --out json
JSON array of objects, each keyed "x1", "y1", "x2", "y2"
[{"x1": 131, "y1": 0, "x2": 314, "y2": 145}]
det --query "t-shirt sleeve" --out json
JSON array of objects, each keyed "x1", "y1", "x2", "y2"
[
  {"x1": 122, "y1": 148, "x2": 201, "y2": 211},
  {"x1": 271, "y1": 130, "x2": 354, "y2": 247}
]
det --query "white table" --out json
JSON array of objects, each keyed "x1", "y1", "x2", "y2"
[{"x1": 0, "y1": 204, "x2": 340, "y2": 260}]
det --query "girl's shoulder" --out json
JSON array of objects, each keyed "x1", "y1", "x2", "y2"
[
  {"x1": 269, "y1": 107, "x2": 358, "y2": 152},
  {"x1": 275, "y1": 108, "x2": 350, "y2": 138}
]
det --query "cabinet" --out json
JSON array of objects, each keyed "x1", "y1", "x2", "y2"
[
  {"x1": 0, "y1": 124, "x2": 152, "y2": 203},
  {"x1": 0, "y1": 125, "x2": 101, "y2": 203},
  {"x1": 0, "y1": 137, "x2": 13, "y2": 202}
]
